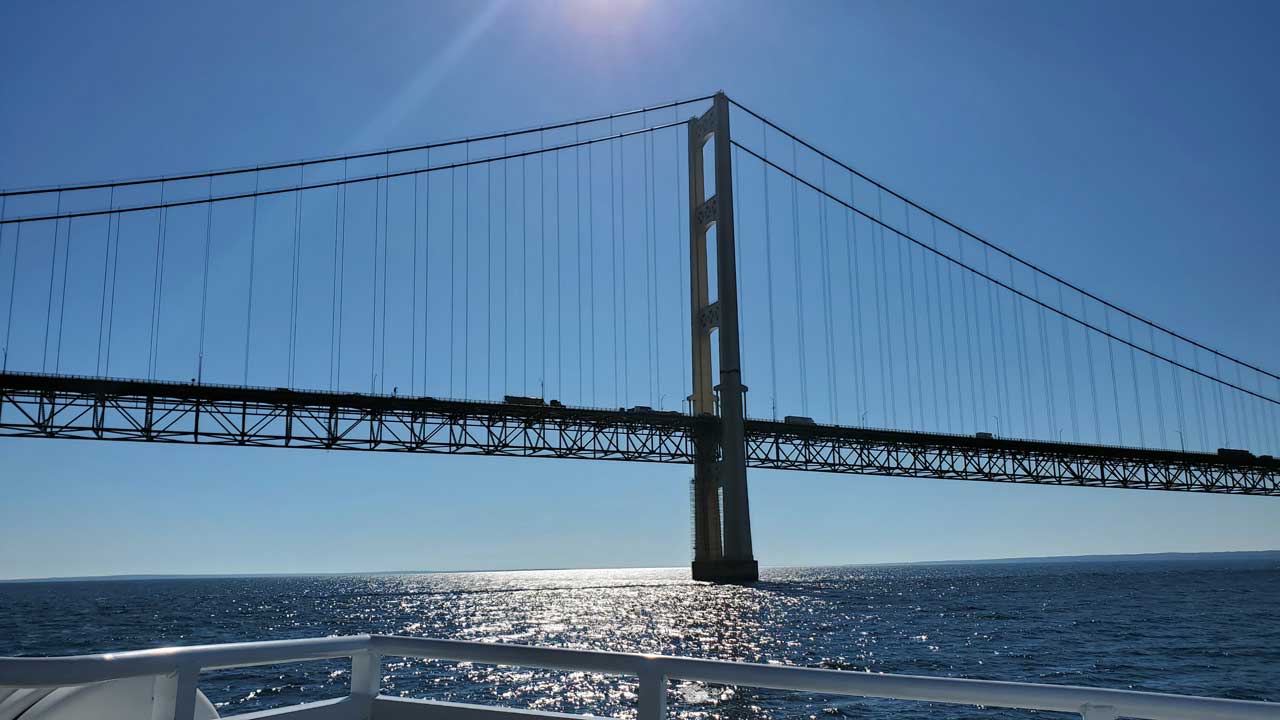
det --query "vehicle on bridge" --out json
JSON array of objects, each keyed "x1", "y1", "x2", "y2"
[{"x1": 504, "y1": 395, "x2": 546, "y2": 407}]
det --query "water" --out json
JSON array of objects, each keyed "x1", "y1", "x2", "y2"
[{"x1": 2, "y1": 560, "x2": 1277, "y2": 718}]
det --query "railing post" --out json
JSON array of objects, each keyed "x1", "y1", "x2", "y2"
[
  {"x1": 150, "y1": 665, "x2": 199, "y2": 720},
  {"x1": 637, "y1": 663, "x2": 667, "y2": 720},
  {"x1": 1079, "y1": 704, "x2": 1117, "y2": 720},
  {"x1": 351, "y1": 650, "x2": 382, "y2": 712}
]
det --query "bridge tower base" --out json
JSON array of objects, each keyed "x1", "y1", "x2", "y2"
[
  {"x1": 691, "y1": 559, "x2": 760, "y2": 584},
  {"x1": 687, "y1": 93, "x2": 758, "y2": 584}
]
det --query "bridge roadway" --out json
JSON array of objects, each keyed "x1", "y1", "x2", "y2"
[{"x1": 1, "y1": 372, "x2": 1277, "y2": 496}]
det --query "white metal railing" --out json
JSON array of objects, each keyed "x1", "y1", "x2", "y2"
[{"x1": 1, "y1": 634, "x2": 1275, "y2": 720}]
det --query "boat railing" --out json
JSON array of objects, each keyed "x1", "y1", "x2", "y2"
[{"x1": 1, "y1": 634, "x2": 1275, "y2": 720}]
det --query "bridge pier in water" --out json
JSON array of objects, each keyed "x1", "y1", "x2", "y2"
[{"x1": 687, "y1": 93, "x2": 758, "y2": 583}]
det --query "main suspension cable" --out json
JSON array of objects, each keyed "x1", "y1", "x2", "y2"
[
  {"x1": 727, "y1": 96, "x2": 1279, "y2": 383},
  {"x1": 731, "y1": 140, "x2": 1279, "y2": 406},
  {"x1": 3, "y1": 96, "x2": 715, "y2": 200}
]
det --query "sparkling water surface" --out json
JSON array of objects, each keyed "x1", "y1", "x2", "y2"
[{"x1": 2, "y1": 560, "x2": 1277, "y2": 718}]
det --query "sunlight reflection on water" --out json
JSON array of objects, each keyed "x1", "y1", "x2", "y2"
[{"x1": 2, "y1": 562, "x2": 1278, "y2": 718}]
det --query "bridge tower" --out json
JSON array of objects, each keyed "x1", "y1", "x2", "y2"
[{"x1": 687, "y1": 93, "x2": 759, "y2": 583}]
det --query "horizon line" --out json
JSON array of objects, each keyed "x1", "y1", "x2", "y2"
[{"x1": 3, "y1": 548, "x2": 1277, "y2": 584}]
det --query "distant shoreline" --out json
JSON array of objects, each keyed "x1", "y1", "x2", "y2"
[{"x1": 3, "y1": 549, "x2": 1277, "y2": 584}]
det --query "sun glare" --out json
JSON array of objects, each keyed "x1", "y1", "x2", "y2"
[{"x1": 562, "y1": 0, "x2": 648, "y2": 34}]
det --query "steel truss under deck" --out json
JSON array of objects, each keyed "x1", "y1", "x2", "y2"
[{"x1": 2, "y1": 372, "x2": 1277, "y2": 496}]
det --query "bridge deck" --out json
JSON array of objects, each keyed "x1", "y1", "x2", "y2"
[{"x1": 1, "y1": 372, "x2": 1276, "y2": 496}]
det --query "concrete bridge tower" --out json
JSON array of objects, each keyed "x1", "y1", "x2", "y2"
[{"x1": 687, "y1": 93, "x2": 758, "y2": 583}]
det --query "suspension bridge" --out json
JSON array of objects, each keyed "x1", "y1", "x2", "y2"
[{"x1": 1, "y1": 93, "x2": 1276, "y2": 582}]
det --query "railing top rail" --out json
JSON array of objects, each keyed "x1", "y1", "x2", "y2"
[
  {"x1": 0, "y1": 634, "x2": 1274, "y2": 720},
  {"x1": 0, "y1": 635, "x2": 373, "y2": 687}
]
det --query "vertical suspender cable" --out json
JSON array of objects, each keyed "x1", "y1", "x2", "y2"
[
  {"x1": 1148, "y1": 325, "x2": 1167, "y2": 448},
  {"x1": 555, "y1": 146, "x2": 562, "y2": 399},
  {"x1": 449, "y1": 167, "x2": 456, "y2": 397},
  {"x1": 674, "y1": 123, "x2": 687, "y2": 411},
  {"x1": 96, "y1": 189, "x2": 115, "y2": 375},
  {"x1": 521, "y1": 156, "x2": 527, "y2": 393},
  {"x1": 652, "y1": 133, "x2": 662, "y2": 408},
  {"x1": 149, "y1": 189, "x2": 168, "y2": 379},
  {"x1": 733, "y1": 145, "x2": 748, "y2": 414},
  {"x1": 3, "y1": 221, "x2": 20, "y2": 372},
  {"x1": 658, "y1": 133, "x2": 666, "y2": 406},
  {"x1": 960, "y1": 239, "x2": 984, "y2": 431},
  {"x1": 503, "y1": 142, "x2": 509, "y2": 395},
  {"x1": 1080, "y1": 294, "x2": 1102, "y2": 443},
  {"x1": 791, "y1": 141, "x2": 808, "y2": 416},
  {"x1": 1104, "y1": 309, "x2": 1123, "y2": 445},
  {"x1": 1128, "y1": 316, "x2": 1147, "y2": 447},
  {"x1": 614, "y1": 132, "x2": 624, "y2": 399},
  {"x1": 901, "y1": 213, "x2": 923, "y2": 429},
  {"x1": 245, "y1": 175, "x2": 259, "y2": 385},
  {"x1": 590, "y1": 134, "x2": 598, "y2": 405},
  {"x1": 1253, "y1": 370, "x2": 1271, "y2": 451},
  {"x1": 371, "y1": 168, "x2": 381, "y2": 392},
  {"x1": 487, "y1": 162, "x2": 493, "y2": 398},
  {"x1": 1257, "y1": 377, "x2": 1270, "y2": 452},
  {"x1": 1191, "y1": 347, "x2": 1208, "y2": 450},
  {"x1": 946, "y1": 227, "x2": 965, "y2": 432},
  {"x1": 330, "y1": 174, "x2": 340, "y2": 391},
  {"x1": 0, "y1": 196, "x2": 6, "y2": 370},
  {"x1": 852, "y1": 192, "x2": 869, "y2": 422},
  {"x1": 291, "y1": 171, "x2": 304, "y2": 387},
  {"x1": 984, "y1": 249, "x2": 1010, "y2": 435},
  {"x1": 1236, "y1": 364, "x2": 1254, "y2": 450},
  {"x1": 198, "y1": 177, "x2": 214, "y2": 381},
  {"x1": 610, "y1": 127, "x2": 619, "y2": 406},
  {"x1": 819, "y1": 163, "x2": 837, "y2": 422},
  {"x1": 337, "y1": 165, "x2": 349, "y2": 391},
  {"x1": 540, "y1": 134, "x2": 546, "y2": 397},
  {"x1": 896, "y1": 233, "x2": 916, "y2": 429},
  {"x1": 424, "y1": 151, "x2": 432, "y2": 394},
  {"x1": 646, "y1": 134, "x2": 656, "y2": 406},
  {"x1": 1009, "y1": 257, "x2": 1033, "y2": 437},
  {"x1": 43, "y1": 193, "x2": 62, "y2": 373},
  {"x1": 921, "y1": 221, "x2": 941, "y2": 430},
  {"x1": 412, "y1": 171, "x2": 419, "y2": 396},
  {"x1": 765, "y1": 131, "x2": 780, "y2": 419},
  {"x1": 873, "y1": 193, "x2": 891, "y2": 426},
  {"x1": 925, "y1": 222, "x2": 948, "y2": 430},
  {"x1": 381, "y1": 159, "x2": 389, "y2": 393},
  {"x1": 105, "y1": 212, "x2": 120, "y2": 375},
  {"x1": 1034, "y1": 273, "x2": 1056, "y2": 439},
  {"x1": 1264, "y1": 376, "x2": 1274, "y2": 448},
  {"x1": 576, "y1": 128, "x2": 584, "y2": 403},
  {"x1": 1058, "y1": 284, "x2": 1079, "y2": 441},
  {"x1": 0, "y1": 195, "x2": 4, "y2": 361},
  {"x1": 464, "y1": 148, "x2": 470, "y2": 398},
  {"x1": 963, "y1": 241, "x2": 988, "y2": 432},
  {"x1": 54, "y1": 214, "x2": 74, "y2": 374}
]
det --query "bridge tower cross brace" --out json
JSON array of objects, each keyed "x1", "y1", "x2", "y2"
[{"x1": 687, "y1": 93, "x2": 759, "y2": 583}]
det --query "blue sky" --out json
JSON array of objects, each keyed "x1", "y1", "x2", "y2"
[{"x1": 1, "y1": 0, "x2": 1278, "y2": 579}]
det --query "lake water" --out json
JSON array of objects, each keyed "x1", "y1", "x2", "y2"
[{"x1": 2, "y1": 560, "x2": 1277, "y2": 718}]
